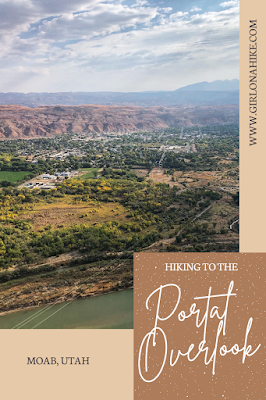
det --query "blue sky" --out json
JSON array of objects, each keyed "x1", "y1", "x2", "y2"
[{"x1": 0, "y1": 0, "x2": 239, "y2": 92}]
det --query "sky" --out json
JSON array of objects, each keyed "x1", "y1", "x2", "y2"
[{"x1": 0, "y1": 0, "x2": 239, "y2": 92}]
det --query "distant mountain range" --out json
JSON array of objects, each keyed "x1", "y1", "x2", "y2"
[
  {"x1": 0, "y1": 80, "x2": 239, "y2": 108},
  {"x1": 176, "y1": 79, "x2": 239, "y2": 92}
]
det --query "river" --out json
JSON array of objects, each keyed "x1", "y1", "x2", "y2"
[{"x1": 0, "y1": 289, "x2": 133, "y2": 329}]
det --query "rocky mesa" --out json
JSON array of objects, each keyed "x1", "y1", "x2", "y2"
[{"x1": 0, "y1": 104, "x2": 239, "y2": 139}]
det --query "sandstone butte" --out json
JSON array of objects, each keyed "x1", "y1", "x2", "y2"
[{"x1": 0, "y1": 104, "x2": 239, "y2": 140}]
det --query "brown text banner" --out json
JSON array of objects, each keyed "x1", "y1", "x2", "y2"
[{"x1": 134, "y1": 253, "x2": 266, "y2": 399}]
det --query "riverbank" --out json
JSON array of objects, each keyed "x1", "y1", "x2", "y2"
[
  {"x1": 0, "y1": 259, "x2": 133, "y2": 316},
  {"x1": 0, "y1": 285, "x2": 133, "y2": 317}
]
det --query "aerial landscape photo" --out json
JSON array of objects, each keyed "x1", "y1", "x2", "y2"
[{"x1": 0, "y1": 0, "x2": 239, "y2": 328}]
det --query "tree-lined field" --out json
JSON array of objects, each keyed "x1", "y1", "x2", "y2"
[
  {"x1": 77, "y1": 168, "x2": 99, "y2": 179},
  {"x1": 0, "y1": 172, "x2": 238, "y2": 268},
  {"x1": 0, "y1": 171, "x2": 30, "y2": 182},
  {"x1": 20, "y1": 198, "x2": 128, "y2": 231}
]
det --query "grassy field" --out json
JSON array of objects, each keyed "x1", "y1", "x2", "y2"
[
  {"x1": 20, "y1": 197, "x2": 128, "y2": 231},
  {"x1": 0, "y1": 171, "x2": 30, "y2": 182},
  {"x1": 77, "y1": 168, "x2": 99, "y2": 179}
]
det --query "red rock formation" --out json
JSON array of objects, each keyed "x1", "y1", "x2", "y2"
[{"x1": 0, "y1": 104, "x2": 238, "y2": 139}]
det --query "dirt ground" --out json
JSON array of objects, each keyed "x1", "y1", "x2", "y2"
[
  {"x1": 133, "y1": 169, "x2": 149, "y2": 177},
  {"x1": 146, "y1": 168, "x2": 239, "y2": 192},
  {"x1": 147, "y1": 168, "x2": 184, "y2": 188}
]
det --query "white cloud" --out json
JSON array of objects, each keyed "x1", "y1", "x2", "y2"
[
  {"x1": 220, "y1": 1, "x2": 239, "y2": 8},
  {"x1": 39, "y1": 3, "x2": 159, "y2": 41},
  {"x1": 190, "y1": 7, "x2": 202, "y2": 12},
  {"x1": 0, "y1": 0, "x2": 239, "y2": 91}
]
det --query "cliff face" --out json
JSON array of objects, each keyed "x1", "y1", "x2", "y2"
[{"x1": 0, "y1": 104, "x2": 239, "y2": 139}]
